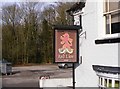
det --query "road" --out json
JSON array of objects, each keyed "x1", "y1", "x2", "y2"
[{"x1": 2, "y1": 64, "x2": 72, "y2": 88}]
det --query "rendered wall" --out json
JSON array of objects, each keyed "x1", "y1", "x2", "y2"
[
  {"x1": 39, "y1": 78, "x2": 72, "y2": 87},
  {"x1": 75, "y1": 1, "x2": 119, "y2": 87},
  {"x1": 118, "y1": 43, "x2": 120, "y2": 79}
]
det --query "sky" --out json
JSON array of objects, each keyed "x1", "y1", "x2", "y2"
[
  {"x1": 0, "y1": 0, "x2": 119, "y2": 4},
  {"x1": 0, "y1": 0, "x2": 84, "y2": 3},
  {"x1": 0, "y1": 0, "x2": 59, "y2": 25},
  {"x1": 0, "y1": 0, "x2": 59, "y2": 2}
]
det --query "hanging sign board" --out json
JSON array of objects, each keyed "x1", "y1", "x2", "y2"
[{"x1": 54, "y1": 25, "x2": 79, "y2": 63}]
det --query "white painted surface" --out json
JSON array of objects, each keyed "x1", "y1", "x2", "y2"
[
  {"x1": 39, "y1": 78, "x2": 72, "y2": 87},
  {"x1": 96, "y1": 72, "x2": 119, "y2": 79},
  {"x1": 118, "y1": 43, "x2": 120, "y2": 66},
  {"x1": 74, "y1": 1, "x2": 119, "y2": 87}
]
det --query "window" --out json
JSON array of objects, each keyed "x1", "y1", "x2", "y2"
[
  {"x1": 101, "y1": 77, "x2": 103, "y2": 86},
  {"x1": 104, "y1": 79, "x2": 107, "y2": 87},
  {"x1": 98, "y1": 77, "x2": 120, "y2": 88},
  {"x1": 115, "y1": 80, "x2": 120, "y2": 88},
  {"x1": 109, "y1": 79, "x2": 112, "y2": 88},
  {"x1": 104, "y1": 0, "x2": 120, "y2": 34}
]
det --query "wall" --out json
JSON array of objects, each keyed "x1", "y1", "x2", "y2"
[
  {"x1": 39, "y1": 78, "x2": 72, "y2": 88},
  {"x1": 0, "y1": 4, "x2": 2, "y2": 88},
  {"x1": 75, "y1": 1, "x2": 119, "y2": 87},
  {"x1": 118, "y1": 42, "x2": 120, "y2": 79}
]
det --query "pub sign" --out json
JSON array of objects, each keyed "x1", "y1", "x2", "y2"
[{"x1": 54, "y1": 25, "x2": 79, "y2": 63}]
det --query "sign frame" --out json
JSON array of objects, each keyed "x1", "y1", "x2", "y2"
[{"x1": 53, "y1": 25, "x2": 80, "y2": 63}]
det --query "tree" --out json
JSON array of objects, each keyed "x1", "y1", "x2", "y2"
[
  {"x1": 20, "y1": 2, "x2": 42, "y2": 64},
  {"x1": 2, "y1": 3, "x2": 23, "y2": 64},
  {"x1": 55, "y1": 2, "x2": 74, "y2": 25},
  {"x1": 2, "y1": 2, "x2": 74, "y2": 65}
]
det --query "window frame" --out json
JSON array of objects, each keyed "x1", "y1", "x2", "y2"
[
  {"x1": 98, "y1": 76, "x2": 120, "y2": 88},
  {"x1": 115, "y1": 80, "x2": 120, "y2": 88},
  {"x1": 103, "y1": 0, "x2": 120, "y2": 34}
]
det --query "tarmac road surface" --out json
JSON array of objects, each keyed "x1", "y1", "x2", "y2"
[{"x1": 2, "y1": 64, "x2": 72, "y2": 87}]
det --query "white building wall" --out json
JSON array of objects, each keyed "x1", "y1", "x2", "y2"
[
  {"x1": 75, "y1": 1, "x2": 119, "y2": 87},
  {"x1": 97, "y1": 1, "x2": 106, "y2": 38},
  {"x1": 118, "y1": 43, "x2": 120, "y2": 79},
  {"x1": 39, "y1": 78, "x2": 72, "y2": 87}
]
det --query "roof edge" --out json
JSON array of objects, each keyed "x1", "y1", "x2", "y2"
[
  {"x1": 66, "y1": 1, "x2": 86, "y2": 14},
  {"x1": 92, "y1": 65, "x2": 120, "y2": 74}
]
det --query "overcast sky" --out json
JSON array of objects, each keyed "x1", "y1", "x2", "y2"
[{"x1": 0, "y1": 0, "x2": 59, "y2": 2}]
